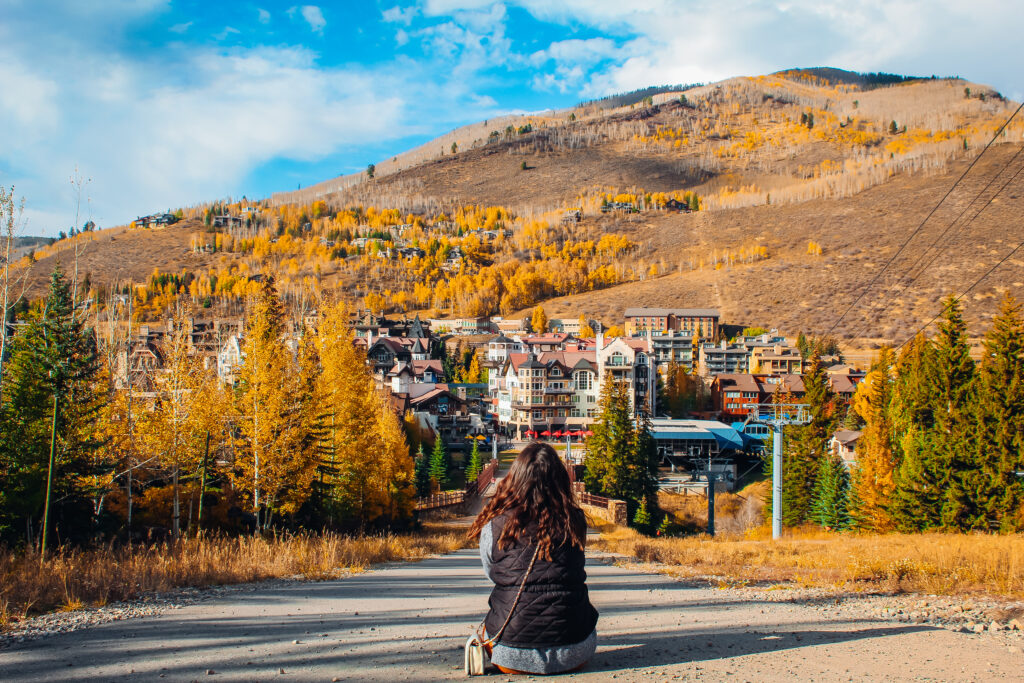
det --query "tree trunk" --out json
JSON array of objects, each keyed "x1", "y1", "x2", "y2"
[{"x1": 172, "y1": 464, "x2": 180, "y2": 540}]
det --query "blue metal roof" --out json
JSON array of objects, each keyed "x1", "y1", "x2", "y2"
[{"x1": 650, "y1": 420, "x2": 745, "y2": 451}]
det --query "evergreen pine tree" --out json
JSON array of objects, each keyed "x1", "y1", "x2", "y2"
[
  {"x1": 413, "y1": 444, "x2": 431, "y2": 498},
  {"x1": 780, "y1": 353, "x2": 838, "y2": 526},
  {"x1": 584, "y1": 374, "x2": 636, "y2": 500},
  {"x1": 811, "y1": 455, "x2": 851, "y2": 530},
  {"x1": 966, "y1": 293, "x2": 1024, "y2": 530},
  {"x1": 796, "y1": 331, "x2": 810, "y2": 359},
  {"x1": 466, "y1": 439, "x2": 482, "y2": 483},
  {"x1": 656, "y1": 515, "x2": 670, "y2": 536},
  {"x1": 891, "y1": 297, "x2": 975, "y2": 530},
  {"x1": 632, "y1": 497, "x2": 652, "y2": 533},
  {"x1": 631, "y1": 406, "x2": 660, "y2": 505},
  {"x1": 0, "y1": 266, "x2": 102, "y2": 545},
  {"x1": 428, "y1": 434, "x2": 449, "y2": 491}
]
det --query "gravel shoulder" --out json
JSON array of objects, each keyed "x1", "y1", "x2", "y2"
[{"x1": 2, "y1": 548, "x2": 1022, "y2": 681}]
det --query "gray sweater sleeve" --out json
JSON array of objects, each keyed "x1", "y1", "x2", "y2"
[{"x1": 480, "y1": 520, "x2": 494, "y2": 580}]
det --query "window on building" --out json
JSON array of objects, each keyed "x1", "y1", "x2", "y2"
[
  {"x1": 533, "y1": 410, "x2": 543, "y2": 419},
  {"x1": 574, "y1": 371, "x2": 593, "y2": 390},
  {"x1": 725, "y1": 391, "x2": 740, "y2": 398}
]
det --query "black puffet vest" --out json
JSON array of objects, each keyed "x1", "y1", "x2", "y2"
[{"x1": 485, "y1": 512, "x2": 598, "y2": 648}]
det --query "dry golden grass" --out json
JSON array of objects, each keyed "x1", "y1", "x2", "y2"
[
  {"x1": 0, "y1": 530, "x2": 465, "y2": 630},
  {"x1": 592, "y1": 520, "x2": 1024, "y2": 598}
]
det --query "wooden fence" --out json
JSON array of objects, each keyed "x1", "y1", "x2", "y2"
[
  {"x1": 415, "y1": 490, "x2": 466, "y2": 511},
  {"x1": 416, "y1": 458, "x2": 499, "y2": 511}
]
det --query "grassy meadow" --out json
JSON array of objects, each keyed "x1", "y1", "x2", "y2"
[{"x1": 0, "y1": 528, "x2": 466, "y2": 630}]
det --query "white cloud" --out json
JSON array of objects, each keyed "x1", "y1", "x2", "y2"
[
  {"x1": 383, "y1": 5, "x2": 418, "y2": 25},
  {"x1": 214, "y1": 26, "x2": 241, "y2": 40},
  {"x1": 0, "y1": 41, "x2": 405, "y2": 232},
  {"x1": 429, "y1": 0, "x2": 1024, "y2": 98},
  {"x1": 257, "y1": 8, "x2": 271, "y2": 24},
  {"x1": 296, "y1": 5, "x2": 327, "y2": 34},
  {"x1": 169, "y1": 21, "x2": 193, "y2": 34}
]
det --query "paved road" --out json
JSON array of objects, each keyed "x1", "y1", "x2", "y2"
[{"x1": 2, "y1": 547, "x2": 1021, "y2": 682}]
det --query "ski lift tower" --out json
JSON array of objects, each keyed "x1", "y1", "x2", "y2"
[{"x1": 744, "y1": 402, "x2": 812, "y2": 540}]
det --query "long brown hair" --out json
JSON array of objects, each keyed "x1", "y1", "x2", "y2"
[{"x1": 469, "y1": 442, "x2": 585, "y2": 559}]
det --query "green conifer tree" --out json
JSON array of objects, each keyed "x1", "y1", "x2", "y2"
[
  {"x1": 965, "y1": 293, "x2": 1024, "y2": 530},
  {"x1": 780, "y1": 353, "x2": 838, "y2": 526},
  {"x1": 413, "y1": 444, "x2": 431, "y2": 498},
  {"x1": 632, "y1": 497, "x2": 652, "y2": 533},
  {"x1": 428, "y1": 434, "x2": 449, "y2": 491},
  {"x1": 796, "y1": 331, "x2": 810, "y2": 359},
  {"x1": 466, "y1": 440, "x2": 482, "y2": 483},
  {"x1": 891, "y1": 297, "x2": 975, "y2": 530},
  {"x1": 584, "y1": 375, "x2": 636, "y2": 500},
  {"x1": 810, "y1": 455, "x2": 851, "y2": 530},
  {"x1": 0, "y1": 266, "x2": 102, "y2": 546}
]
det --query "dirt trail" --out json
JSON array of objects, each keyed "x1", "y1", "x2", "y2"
[{"x1": 1, "y1": 547, "x2": 1021, "y2": 681}]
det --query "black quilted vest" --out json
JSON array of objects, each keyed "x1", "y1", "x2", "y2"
[{"x1": 484, "y1": 512, "x2": 599, "y2": 648}]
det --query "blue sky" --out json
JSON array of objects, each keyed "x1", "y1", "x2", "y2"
[{"x1": 1, "y1": 0, "x2": 1021, "y2": 236}]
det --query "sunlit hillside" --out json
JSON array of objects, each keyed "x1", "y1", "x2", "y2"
[{"x1": 12, "y1": 69, "x2": 1024, "y2": 346}]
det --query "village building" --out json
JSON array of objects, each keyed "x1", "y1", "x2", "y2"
[
  {"x1": 829, "y1": 429, "x2": 862, "y2": 468},
  {"x1": 624, "y1": 307, "x2": 720, "y2": 338}
]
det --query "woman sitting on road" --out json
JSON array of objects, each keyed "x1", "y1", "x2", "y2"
[{"x1": 469, "y1": 442, "x2": 598, "y2": 675}]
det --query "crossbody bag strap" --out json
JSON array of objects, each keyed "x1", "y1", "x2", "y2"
[{"x1": 482, "y1": 543, "x2": 541, "y2": 647}]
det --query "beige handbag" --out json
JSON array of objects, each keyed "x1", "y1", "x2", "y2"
[{"x1": 465, "y1": 544, "x2": 541, "y2": 676}]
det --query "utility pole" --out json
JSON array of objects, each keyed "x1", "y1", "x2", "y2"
[
  {"x1": 695, "y1": 452, "x2": 722, "y2": 536},
  {"x1": 41, "y1": 392, "x2": 59, "y2": 562},
  {"x1": 744, "y1": 402, "x2": 811, "y2": 540}
]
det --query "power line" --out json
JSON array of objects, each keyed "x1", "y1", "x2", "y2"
[
  {"x1": 823, "y1": 101, "x2": 1024, "y2": 338},
  {"x1": 896, "y1": 175, "x2": 1024, "y2": 351},
  {"x1": 850, "y1": 149, "x2": 1024, "y2": 341},
  {"x1": 883, "y1": 147, "x2": 1024, "y2": 296}
]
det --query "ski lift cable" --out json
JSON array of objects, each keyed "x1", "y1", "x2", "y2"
[
  {"x1": 896, "y1": 197, "x2": 1024, "y2": 352},
  {"x1": 850, "y1": 152, "x2": 1024, "y2": 342},
  {"x1": 823, "y1": 100, "x2": 1024, "y2": 338}
]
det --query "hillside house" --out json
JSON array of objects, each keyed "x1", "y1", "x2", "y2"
[
  {"x1": 217, "y1": 335, "x2": 243, "y2": 385},
  {"x1": 212, "y1": 215, "x2": 244, "y2": 228},
  {"x1": 663, "y1": 198, "x2": 692, "y2": 213},
  {"x1": 134, "y1": 213, "x2": 178, "y2": 228},
  {"x1": 829, "y1": 430, "x2": 862, "y2": 468}
]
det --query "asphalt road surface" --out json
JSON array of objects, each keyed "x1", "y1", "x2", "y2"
[{"x1": 2, "y1": 545, "x2": 1022, "y2": 682}]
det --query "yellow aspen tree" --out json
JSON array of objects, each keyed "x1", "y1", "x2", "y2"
[
  {"x1": 233, "y1": 277, "x2": 315, "y2": 529},
  {"x1": 314, "y1": 301, "x2": 415, "y2": 526},
  {"x1": 135, "y1": 307, "x2": 212, "y2": 538},
  {"x1": 531, "y1": 305, "x2": 548, "y2": 333},
  {"x1": 579, "y1": 315, "x2": 595, "y2": 338},
  {"x1": 315, "y1": 301, "x2": 386, "y2": 524},
  {"x1": 850, "y1": 347, "x2": 897, "y2": 531},
  {"x1": 465, "y1": 352, "x2": 482, "y2": 384}
]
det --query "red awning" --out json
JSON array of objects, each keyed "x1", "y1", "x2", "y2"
[
  {"x1": 526, "y1": 430, "x2": 537, "y2": 437},
  {"x1": 584, "y1": 430, "x2": 594, "y2": 436},
  {"x1": 552, "y1": 430, "x2": 564, "y2": 438},
  {"x1": 569, "y1": 430, "x2": 582, "y2": 437},
  {"x1": 541, "y1": 430, "x2": 551, "y2": 436}
]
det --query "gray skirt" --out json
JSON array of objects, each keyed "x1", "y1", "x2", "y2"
[{"x1": 489, "y1": 628, "x2": 597, "y2": 674}]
